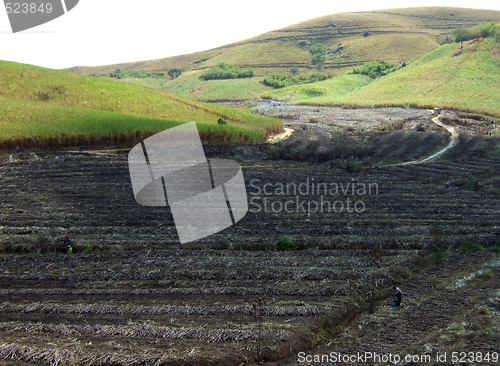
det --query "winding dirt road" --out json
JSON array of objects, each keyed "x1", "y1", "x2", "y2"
[{"x1": 388, "y1": 115, "x2": 459, "y2": 166}]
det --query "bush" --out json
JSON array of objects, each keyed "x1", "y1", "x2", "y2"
[
  {"x1": 168, "y1": 68, "x2": 182, "y2": 79},
  {"x1": 263, "y1": 72, "x2": 328, "y2": 89},
  {"x1": 217, "y1": 118, "x2": 227, "y2": 125},
  {"x1": 451, "y1": 22, "x2": 500, "y2": 47},
  {"x1": 309, "y1": 43, "x2": 327, "y2": 55},
  {"x1": 301, "y1": 86, "x2": 328, "y2": 96},
  {"x1": 273, "y1": 236, "x2": 295, "y2": 251},
  {"x1": 350, "y1": 61, "x2": 396, "y2": 78},
  {"x1": 458, "y1": 241, "x2": 484, "y2": 254},
  {"x1": 440, "y1": 35, "x2": 454, "y2": 45},
  {"x1": 200, "y1": 63, "x2": 255, "y2": 80},
  {"x1": 263, "y1": 74, "x2": 296, "y2": 88},
  {"x1": 311, "y1": 53, "x2": 326, "y2": 66},
  {"x1": 475, "y1": 22, "x2": 497, "y2": 38},
  {"x1": 309, "y1": 43, "x2": 327, "y2": 67},
  {"x1": 107, "y1": 68, "x2": 165, "y2": 79}
]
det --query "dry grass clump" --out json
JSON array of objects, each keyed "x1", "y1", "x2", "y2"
[
  {"x1": 0, "y1": 343, "x2": 175, "y2": 366},
  {"x1": 0, "y1": 302, "x2": 320, "y2": 317},
  {"x1": 0, "y1": 321, "x2": 288, "y2": 343},
  {"x1": 1, "y1": 285, "x2": 351, "y2": 297}
]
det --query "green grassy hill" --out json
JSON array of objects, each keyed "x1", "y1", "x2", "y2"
[
  {"x1": 124, "y1": 70, "x2": 275, "y2": 102},
  {"x1": 265, "y1": 38, "x2": 500, "y2": 117},
  {"x1": 65, "y1": 7, "x2": 500, "y2": 102},
  {"x1": 0, "y1": 61, "x2": 282, "y2": 148},
  {"x1": 68, "y1": 7, "x2": 500, "y2": 76}
]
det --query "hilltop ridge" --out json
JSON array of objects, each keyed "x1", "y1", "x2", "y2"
[{"x1": 67, "y1": 7, "x2": 500, "y2": 76}]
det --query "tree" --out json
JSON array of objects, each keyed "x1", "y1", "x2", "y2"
[
  {"x1": 168, "y1": 68, "x2": 182, "y2": 80},
  {"x1": 452, "y1": 28, "x2": 472, "y2": 49},
  {"x1": 309, "y1": 43, "x2": 327, "y2": 55},
  {"x1": 311, "y1": 53, "x2": 326, "y2": 67},
  {"x1": 309, "y1": 43, "x2": 327, "y2": 68}
]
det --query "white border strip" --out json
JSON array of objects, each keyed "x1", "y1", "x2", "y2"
[{"x1": 61, "y1": 0, "x2": 68, "y2": 13}]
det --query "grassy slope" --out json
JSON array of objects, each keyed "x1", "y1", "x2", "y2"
[
  {"x1": 261, "y1": 74, "x2": 373, "y2": 102},
  {"x1": 0, "y1": 61, "x2": 282, "y2": 147},
  {"x1": 125, "y1": 70, "x2": 274, "y2": 102},
  {"x1": 339, "y1": 39, "x2": 500, "y2": 115},
  {"x1": 68, "y1": 7, "x2": 500, "y2": 77},
  {"x1": 65, "y1": 7, "x2": 500, "y2": 103},
  {"x1": 269, "y1": 39, "x2": 500, "y2": 117}
]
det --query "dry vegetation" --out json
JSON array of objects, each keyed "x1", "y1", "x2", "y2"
[
  {"x1": 0, "y1": 249, "x2": 418, "y2": 365},
  {"x1": 0, "y1": 117, "x2": 499, "y2": 364}
]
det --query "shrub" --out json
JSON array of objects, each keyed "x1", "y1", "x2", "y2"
[
  {"x1": 474, "y1": 22, "x2": 497, "y2": 38},
  {"x1": 200, "y1": 63, "x2": 255, "y2": 80},
  {"x1": 262, "y1": 72, "x2": 328, "y2": 89},
  {"x1": 458, "y1": 242, "x2": 484, "y2": 254},
  {"x1": 440, "y1": 35, "x2": 454, "y2": 45},
  {"x1": 309, "y1": 43, "x2": 327, "y2": 56},
  {"x1": 168, "y1": 68, "x2": 182, "y2": 79},
  {"x1": 275, "y1": 236, "x2": 294, "y2": 251},
  {"x1": 450, "y1": 22, "x2": 500, "y2": 47},
  {"x1": 311, "y1": 53, "x2": 326, "y2": 66},
  {"x1": 263, "y1": 74, "x2": 296, "y2": 88},
  {"x1": 290, "y1": 67, "x2": 299, "y2": 75},
  {"x1": 309, "y1": 43, "x2": 327, "y2": 67},
  {"x1": 350, "y1": 61, "x2": 396, "y2": 78},
  {"x1": 301, "y1": 86, "x2": 328, "y2": 97},
  {"x1": 107, "y1": 68, "x2": 165, "y2": 79},
  {"x1": 217, "y1": 118, "x2": 227, "y2": 125}
]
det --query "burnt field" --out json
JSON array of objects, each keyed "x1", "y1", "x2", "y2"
[
  {"x1": 0, "y1": 118, "x2": 500, "y2": 364},
  {"x1": 0, "y1": 144, "x2": 499, "y2": 252},
  {"x1": 0, "y1": 248, "x2": 419, "y2": 365}
]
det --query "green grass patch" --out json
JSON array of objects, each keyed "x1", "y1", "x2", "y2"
[
  {"x1": 128, "y1": 70, "x2": 274, "y2": 102},
  {"x1": 262, "y1": 74, "x2": 373, "y2": 103},
  {"x1": 0, "y1": 60, "x2": 282, "y2": 146},
  {"x1": 0, "y1": 98, "x2": 270, "y2": 147}
]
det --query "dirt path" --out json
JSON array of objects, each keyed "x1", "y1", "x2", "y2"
[
  {"x1": 264, "y1": 253, "x2": 500, "y2": 366},
  {"x1": 386, "y1": 115, "x2": 459, "y2": 167},
  {"x1": 267, "y1": 128, "x2": 294, "y2": 144}
]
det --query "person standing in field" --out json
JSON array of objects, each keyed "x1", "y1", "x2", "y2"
[{"x1": 393, "y1": 285, "x2": 403, "y2": 306}]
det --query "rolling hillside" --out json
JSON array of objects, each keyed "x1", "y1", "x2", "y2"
[
  {"x1": 264, "y1": 38, "x2": 500, "y2": 117},
  {"x1": 65, "y1": 7, "x2": 500, "y2": 103},
  {"x1": 0, "y1": 61, "x2": 282, "y2": 148},
  {"x1": 68, "y1": 7, "x2": 500, "y2": 76}
]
